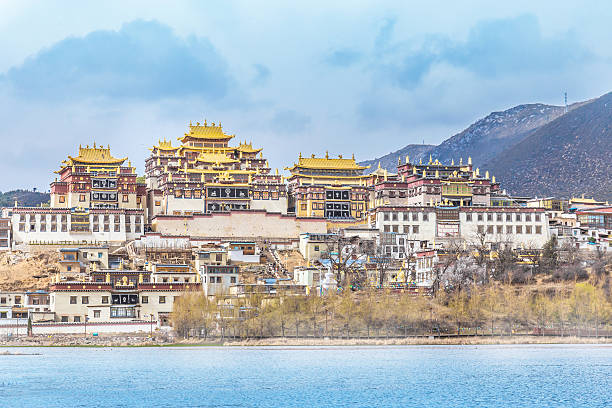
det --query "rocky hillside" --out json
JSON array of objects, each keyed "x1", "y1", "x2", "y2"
[
  {"x1": 429, "y1": 103, "x2": 571, "y2": 166},
  {"x1": 485, "y1": 92, "x2": 612, "y2": 200},
  {"x1": 360, "y1": 144, "x2": 434, "y2": 172},
  {"x1": 362, "y1": 92, "x2": 609, "y2": 200},
  {"x1": 361, "y1": 103, "x2": 571, "y2": 172}
]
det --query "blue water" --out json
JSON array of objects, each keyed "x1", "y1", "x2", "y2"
[{"x1": 1, "y1": 345, "x2": 611, "y2": 407}]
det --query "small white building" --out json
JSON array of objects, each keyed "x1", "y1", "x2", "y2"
[{"x1": 199, "y1": 264, "x2": 240, "y2": 296}]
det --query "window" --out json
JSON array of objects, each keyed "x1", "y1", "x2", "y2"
[
  {"x1": 526, "y1": 214, "x2": 532, "y2": 222},
  {"x1": 506, "y1": 226, "x2": 513, "y2": 234},
  {"x1": 81, "y1": 296, "x2": 89, "y2": 304},
  {"x1": 300, "y1": 204, "x2": 307, "y2": 211},
  {"x1": 231, "y1": 277, "x2": 237, "y2": 284},
  {"x1": 466, "y1": 213, "x2": 472, "y2": 222},
  {"x1": 102, "y1": 296, "x2": 109, "y2": 304},
  {"x1": 155, "y1": 200, "x2": 161, "y2": 206},
  {"x1": 123, "y1": 195, "x2": 129, "y2": 203},
  {"x1": 110, "y1": 307, "x2": 136, "y2": 318},
  {"x1": 141, "y1": 296, "x2": 148, "y2": 304},
  {"x1": 74, "y1": 316, "x2": 81, "y2": 323},
  {"x1": 413, "y1": 225, "x2": 419, "y2": 234},
  {"x1": 535, "y1": 214, "x2": 541, "y2": 222},
  {"x1": 423, "y1": 213, "x2": 428, "y2": 221},
  {"x1": 159, "y1": 296, "x2": 166, "y2": 304},
  {"x1": 412, "y1": 213, "x2": 419, "y2": 222},
  {"x1": 506, "y1": 214, "x2": 512, "y2": 222},
  {"x1": 497, "y1": 226, "x2": 503, "y2": 234},
  {"x1": 383, "y1": 225, "x2": 390, "y2": 232},
  {"x1": 392, "y1": 225, "x2": 399, "y2": 233},
  {"x1": 536, "y1": 226, "x2": 542, "y2": 234},
  {"x1": 61, "y1": 316, "x2": 69, "y2": 322},
  {"x1": 79, "y1": 194, "x2": 86, "y2": 202},
  {"x1": 0, "y1": 297, "x2": 5, "y2": 304},
  {"x1": 497, "y1": 214, "x2": 503, "y2": 222},
  {"x1": 314, "y1": 245, "x2": 319, "y2": 251},
  {"x1": 70, "y1": 296, "x2": 77, "y2": 304},
  {"x1": 93, "y1": 310, "x2": 101, "y2": 318},
  {"x1": 59, "y1": 196, "x2": 65, "y2": 203},
  {"x1": 526, "y1": 225, "x2": 532, "y2": 234},
  {"x1": 0, "y1": 312, "x2": 6, "y2": 318},
  {"x1": 516, "y1": 225, "x2": 522, "y2": 234},
  {"x1": 516, "y1": 213, "x2": 522, "y2": 222},
  {"x1": 383, "y1": 213, "x2": 390, "y2": 221},
  {"x1": 478, "y1": 214, "x2": 484, "y2": 222},
  {"x1": 487, "y1": 226, "x2": 493, "y2": 234},
  {"x1": 487, "y1": 214, "x2": 493, "y2": 222},
  {"x1": 477, "y1": 225, "x2": 484, "y2": 234}
]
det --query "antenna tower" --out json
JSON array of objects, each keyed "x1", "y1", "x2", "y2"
[{"x1": 564, "y1": 92, "x2": 568, "y2": 113}]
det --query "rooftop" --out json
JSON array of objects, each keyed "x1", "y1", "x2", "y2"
[
  {"x1": 180, "y1": 121, "x2": 234, "y2": 141},
  {"x1": 63, "y1": 144, "x2": 127, "y2": 167}
]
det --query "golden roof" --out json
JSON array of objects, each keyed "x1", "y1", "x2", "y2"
[
  {"x1": 287, "y1": 153, "x2": 369, "y2": 171},
  {"x1": 236, "y1": 142, "x2": 262, "y2": 154},
  {"x1": 155, "y1": 139, "x2": 178, "y2": 150},
  {"x1": 180, "y1": 120, "x2": 234, "y2": 141},
  {"x1": 193, "y1": 152, "x2": 239, "y2": 164},
  {"x1": 64, "y1": 144, "x2": 126, "y2": 166}
]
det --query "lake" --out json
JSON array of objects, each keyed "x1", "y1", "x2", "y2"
[{"x1": 1, "y1": 345, "x2": 611, "y2": 407}]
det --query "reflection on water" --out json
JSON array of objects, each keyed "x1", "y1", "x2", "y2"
[{"x1": 1, "y1": 345, "x2": 611, "y2": 407}]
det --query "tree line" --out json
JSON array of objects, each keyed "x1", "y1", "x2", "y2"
[{"x1": 172, "y1": 280, "x2": 612, "y2": 340}]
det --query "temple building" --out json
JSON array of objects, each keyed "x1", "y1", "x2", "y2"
[
  {"x1": 50, "y1": 144, "x2": 145, "y2": 209},
  {"x1": 285, "y1": 152, "x2": 370, "y2": 221},
  {"x1": 145, "y1": 120, "x2": 287, "y2": 222},
  {"x1": 372, "y1": 155, "x2": 502, "y2": 209},
  {"x1": 4, "y1": 144, "x2": 146, "y2": 246}
]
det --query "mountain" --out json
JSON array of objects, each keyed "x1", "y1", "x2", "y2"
[
  {"x1": 485, "y1": 92, "x2": 612, "y2": 201},
  {"x1": 360, "y1": 144, "x2": 434, "y2": 172},
  {"x1": 361, "y1": 103, "x2": 571, "y2": 172},
  {"x1": 0, "y1": 190, "x2": 50, "y2": 208}
]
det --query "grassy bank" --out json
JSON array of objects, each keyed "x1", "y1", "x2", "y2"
[{"x1": 2, "y1": 334, "x2": 611, "y2": 348}]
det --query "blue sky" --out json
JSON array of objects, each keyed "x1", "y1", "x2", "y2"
[{"x1": 1, "y1": 1, "x2": 611, "y2": 191}]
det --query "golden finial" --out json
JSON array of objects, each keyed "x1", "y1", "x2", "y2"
[
  {"x1": 325, "y1": 151, "x2": 329, "y2": 159},
  {"x1": 219, "y1": 121, "x2": 222, "y2": 128},
  {"x1": 435, "y1": 169, "x2": 439, "y2": 178},
  {"x1": 352, "y1": 153, "x2": 355, "y2": 160},
  {"x1": 451, "y1": 158, "x2": 454, "y2": 166},
  {"x1": 485, "y1": 170, "x2": 489, "y2": 179},
  {"x1": 406, "y1": 155, "x2": 410, "y2": 164},
  {"x1": 398, "y1": 156, "x2": 401, "y2": 165},
  {"x1": 419, "y1": 158, "x2": 422, "y2": 165},
  {"x1": 378, "y1": 162, "x2": 381, "y2": 169},
  {"x1": 429, "y1": 154, "x2": 432, "y2": 164},
  {"x1": 468, "y1": 156, "x2": 472, "y2": 165},
  {"x1": 422, "y1": 170, "x2": 427, "y2": 178},
  {"x1": 275, "y1": 168, "x2": 279, "y2": 175},
  {"x1": 459, "y1": 157, "x2": 463, "y2": 165},
  {"x1": 476, "y1": 167, "x2": 480, "y2": 176},
  {"x1": 492, "y1": 176, "x2": 496, "y2": 183}
]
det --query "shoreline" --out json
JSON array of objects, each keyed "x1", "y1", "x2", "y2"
[{"x1": 1, "y1": 335, "x2": 611, "y2": 348}]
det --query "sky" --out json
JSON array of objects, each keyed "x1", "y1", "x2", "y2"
[{"x1": 1, "y1": 0, "x2": 611, "y2": 191}]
